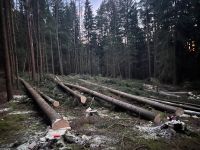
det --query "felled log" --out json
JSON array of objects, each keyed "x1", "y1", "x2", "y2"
[
  {"x1": 184, "y1": 110, "x2": 200, "y2": 116},
  {"x1": 64, "y1": 82, "x2": 161, "y2": 123},
  {"x1": 37, "y1": 90, "x2": 59, "y2": 107},
  {"x1": 149, "y1": 96, "x2": 200, "y2": 108},
  {"x1": 51, "y1": 77, "x2": 86, "y2": 104},
  {"x1": 146, "y1": 89, "x2": 181, "y2": 98},
  {"x1": 158, "y1": 91, "x2": 181, "y2": 98},
  {"x1": 79, "y1": 79, "x2": 184, "y2": 116},
  {"x1": 145, "y1": 97, "x2": 200, "y2": 112},
  {"x1": 19, "y1": 78, "x2": 70, "y2": 130},
  {"x1": 167, "y1": 91, "x2": 190, "y2": 95}
]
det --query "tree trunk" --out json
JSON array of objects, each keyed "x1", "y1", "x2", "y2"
[
  {"x1": 44, "y1": 37, "x2": 49, "y2": 74},
  {"x1": 37, "y1": 90, "x2": 59, "y2": 107},
  {"x1": 50, "y1": 31, "x2": 55, "y2": 74},
  {"x1": 26, "y1": 0, "x2": 36, "y2": 81},
  {"x1": 62, "y1": 81, "x2": 161, "y2": 123},
  {"x1": 79, "y1": 79, "x2": 184, "y2": 116},
  {"x1": 19, "y1": 78, "x2": 70, "y2": 130},
  {"x1": 0, "y1": 0, "x2": 13, "y2": 101},
  {"x1": 10, "y1": 2, "x2": 19, "y2": 88},
  {"x1": 55, "y1": 1, "x2": 63, "y2": 75},
  {"x1": 145, "y1": 97, "x2": 200, "y2": 112},
  {"x1": 37, "y1": 0, "x2": 43, "y2": 79},
  {"x1": 52, "y1": 77, "x2": 86, "y2": 104}
]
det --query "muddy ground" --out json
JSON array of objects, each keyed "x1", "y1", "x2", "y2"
[{"x1": 0, "y1": 75, "x2": 200, "y2": 150}]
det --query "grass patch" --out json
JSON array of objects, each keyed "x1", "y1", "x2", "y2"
[{"x1": 0, "y1": 115, "x2": 27, "y2": 144}]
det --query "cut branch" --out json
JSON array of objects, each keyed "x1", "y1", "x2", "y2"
[
  {"x1": 63, "y1": 82, "x2": 161, "y2": 123},
  {"x1": 79, "y1": 79, "x2": 184, "y2": 116},
  {"x1": 19, "y1": 78, "x2": 70, "y2": 130}
]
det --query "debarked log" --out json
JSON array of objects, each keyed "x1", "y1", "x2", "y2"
[
  {"x1": 19, "y1": 78, "x2": 70, "y2": 130},
  {"x1": 79, "y1": 79, "x2": 184, "y2": 116},
  {"x1": 64, "y1": 82, "x2": 161, "y2": 123}
]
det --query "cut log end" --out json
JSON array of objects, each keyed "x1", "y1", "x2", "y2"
[
  {"x1": 80, "y1": 96, "x2": 87, "y2": 104},
  {"x1": 175, "y1": 108, "x2": 184, "y2": 116},
  {"x1": 53, "y1": 101, "x2": 60, "y2": 107},
  {"x1": 52, "y1": 119, "x2": 71, "y2": 130},
  {"x1": 154, "y1": 114, "x2": 161, "y2": 124}
]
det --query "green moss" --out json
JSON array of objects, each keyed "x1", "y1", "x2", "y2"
[{"x1": 0, "y1": 115, "x2": 27, "y2": 144}]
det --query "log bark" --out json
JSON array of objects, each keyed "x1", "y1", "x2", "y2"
[
  {"x1": 184, "y1": 110, "x2": 200, "y2": 116},
  {"x1": 26, "y1": 0, "x2": 36, "y2": 81},
  {"x1": 63, "y1": 82, "x2": 161, "y2": 123},
  {"x1": 37, "y1": 90, "x2": 59, "y2": 107},
  {"x1": 19, "y1": 78, "x2": 70, "y2": 130},
  {"x1": 166, "y1": 92, "x2": 189, "y2": 95},
  {"x1": 146, "y1": 89, "x2": 180, "y2": 98},
  {"x1": 1, "y1": 0, "x2": 13, "y2": 101},
  {"x1": 79, "y1": 79, "x2": 184, "y2": 116},
  {"x1": 145, "y1": 97, "x2": 200, "y2": 112},
  {"x1": 53, "y1": 78, "x2": 86, "y2": 104},
  {"x1": 149, "y1": 96, "x2": 200, "y2": 108}
]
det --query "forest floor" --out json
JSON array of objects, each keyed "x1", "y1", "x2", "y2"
[
  {"x1": 0, "y1": 71, "x2": 7, "y2": 105},
  {"x1": 0, "y1": 74, "x2": 200, "y2": 150}
]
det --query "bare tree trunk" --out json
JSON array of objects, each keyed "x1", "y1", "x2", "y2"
[
  {"x1": 10, "y1": 2, "x2": 19, "y2": 88},
  {"x1": 44, "y1": 37, "x2": 49, "y2": 74},
  {"x1": 1, "y1": 0, "x2": 13, "y2": 101},
  {"x1": 55, "y1": 1, "x2": 63, "y2": 75},
  {"x1": 145, "y1": 4, "x2": 151, "y2": 78},
  {"x1": 5, "y1": 0, "x2": 15, "y2": 86},
  {"x1": 50, "y1": 31, "x2": 54, "y2": 74},
  {"x1": 26, "y1": 0, "x2": 36, "y2": 81},
  {"x1": 37, "y1": 0, "x2": 43, "y2": 79},
  {"x1": 32, "y1": 19, "x2": 39, "y2": 80},
  {"x1": 23, "y1": 52, "x2": 28, "y2": 74}
]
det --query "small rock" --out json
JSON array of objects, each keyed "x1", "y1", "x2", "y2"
[
  {"x1": 28, "y1": 141, "x2": 37, "y2": 149},
  {"x1": 82, "y1": 135, "x2": 91, "y2": 141},
  {"x1": 40, "y1": 137, "x2": 46, "y2": 142},
  {"x1": 114, "y1": 116, "x2": 120, "y2": 119}
]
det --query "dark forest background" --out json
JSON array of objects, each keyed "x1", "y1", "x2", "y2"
[{"x1": 0, "y1": 0, "x2": 200, "y2": 95}]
